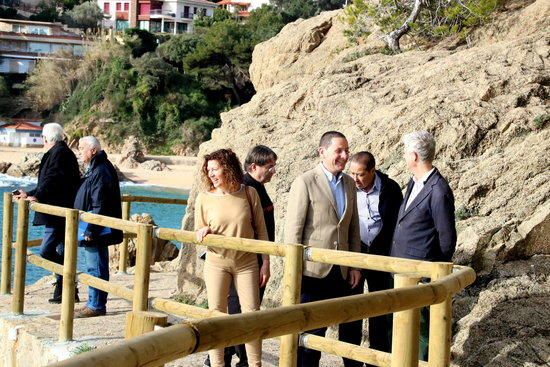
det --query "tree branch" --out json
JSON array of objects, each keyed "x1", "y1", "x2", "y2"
[{"x1": 384, "y1": 0, "x2": 424, "y2": 51}]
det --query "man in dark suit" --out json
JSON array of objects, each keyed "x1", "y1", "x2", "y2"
[
  {"x1": 390, "y1": 130, "x2": 457, "y2": 360},
  {"x1": 348, "y1": 151, "x2": 403, "y2": 366},
  {"x1": 285, "y1": 131, "x2": 362, "y2": 367},
  {"x1": 15, "y1": 123, "x2": 81, "y2": 303}
]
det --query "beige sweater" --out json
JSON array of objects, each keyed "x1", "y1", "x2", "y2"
[{"x1": 195, "y1": 186, "x2": 268, "y2": 259}]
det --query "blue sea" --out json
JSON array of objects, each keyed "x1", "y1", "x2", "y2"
[{"x1": 0, "y1": 174, "x2": 188, "y2": 285}]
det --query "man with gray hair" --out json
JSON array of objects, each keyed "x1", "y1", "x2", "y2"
[
  {"x1": 73, "y1": 136, "x2": 122, "y2": 317},
  {"x1": 390, "y1": 130, "x2": 457, "y2": 360},
  {"x1": 14, "y1": 123, "x2": 81, "y2": 303}
]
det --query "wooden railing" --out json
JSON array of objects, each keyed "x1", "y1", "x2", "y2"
[{"x1": 0, "y1": 192, "x2": 476, "y2": 367}]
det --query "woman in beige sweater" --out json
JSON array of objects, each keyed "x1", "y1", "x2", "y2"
[{"x1": 195, "y1": 148, "x2": 270, "y2": 367}]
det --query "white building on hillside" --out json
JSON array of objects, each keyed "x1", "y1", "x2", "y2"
[
  {"x1": 99, "y1": 0, "x2": 217, "y2": 34},
  {"x1": 0, "y1": 119, "x2": 43, "y2": 147}
]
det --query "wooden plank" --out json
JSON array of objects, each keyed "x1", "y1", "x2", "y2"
[
  {"x1": 59, "y1": 209, "x2": 79, "y2": 342},
  {"x1": 152, "y1": 298, "x2": 225, "y2": 319},
  {"x1": 121, "y1": 195, "x2": 187, "y2": 205},
  {"x1": 12, "y1": 200, "x2": 29, "y2": 314}
]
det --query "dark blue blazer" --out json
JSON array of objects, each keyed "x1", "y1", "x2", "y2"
[
  {"x1": 390, "y1": 169, "x2": 456, "y2": 262},
  {"x1": 74, "y1": 151, "x2": 122, "y2": 246}
]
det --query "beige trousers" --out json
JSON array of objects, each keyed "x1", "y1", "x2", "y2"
[{"x1": 204, "y1": 252, "x2": 261, "y2": 367}]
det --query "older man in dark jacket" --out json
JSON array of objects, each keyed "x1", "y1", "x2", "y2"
[
  {"x1": 74, "y1": 136, "x2": 122, "y2": 318},
  {"x1": 15, "y1": 123, "x2": 81, "y2": 303},
  {"x1": 390, "y1": 131, "x2": 457, "y2": 361}
]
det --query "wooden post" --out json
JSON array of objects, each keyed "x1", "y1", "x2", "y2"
[
  {"x1": 59, "y1": 209, "x2": 79, "y2": 342},
  {"x1": 391, "y1": 273, "x2": 421, "y2": 367},
  {"x1": 1, "y1": 192, "x2": 14, "y2": 294},
  {"x1": 279, "y1": 244, "x2": 303, "y2": 367},
  {"x1": 125, "y1": 311, "x2": 168, "y2": 339},
  {"x1": 428, "y1": 263, "x2": 453, "y2": 367},
  {"x1": 12, "y1": 200, "x2": 29, "y2": 314},
  {"x1": 118, "y1": 201, "x2": 131, "y2": 274},
  {"x1": 133, "y1": 224, "x2": 152, "y2": 312}
]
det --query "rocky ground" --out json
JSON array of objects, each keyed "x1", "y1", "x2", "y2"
[{"x1": 176, "y1": 1, "x2": 549, "y2": 366}]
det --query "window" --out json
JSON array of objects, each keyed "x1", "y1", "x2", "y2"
[
  {"x1": 138, "y1": 20, "x2": 149, "y2": 30},
  {"x1": 28, "y1": 42, "x2": 50, "y2": 53},
  {"x1": 177, "y1": 22, "x2": 187, "y2": 33},
  {"x1": 115, "y1": 19, "x2": 129, "y2": 30},
  {"x1": 116, "y1": 2, "x2": 121, "y2": 11},
  {"x1": 73, "y1": 45, "x2": 84, "y2": 56},
  {"x1": 28, "y1": 26, "x2": 50, "y2": 35},
  {"x1": 150, "y1": 21, "x2": 161, "y2": 33},
  {"x1": 139, "y1": 3, "x2": 150, "y2": 15},
  {"x1": 103, "y1": 2, "x2": 110, "y2": 13},
  {"x1": 124, "y1": 3, "x2": 129, "y2": 11},
  {"x1": 12, "y1": 25, "x2": 25, "y2": 33},
  {"x1": 183, "y1": 5, "x2": 190, "y2": 18}
]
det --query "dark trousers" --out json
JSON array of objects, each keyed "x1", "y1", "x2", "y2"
[
  {"x1": 363, "y1": 270, "x2": 394, "y2": 367},
  {"x1": 297, "y1": 266, "x2": 363, "y2": 367},
  {"x1": 419, "y1": 306, "x2": 429, "y2": 361},
  {"x1": 40, "y1": 225, "x2": 65, "y2": 283}
]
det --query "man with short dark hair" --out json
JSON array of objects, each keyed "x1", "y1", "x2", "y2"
[
  {"x1": 390, "y1": 130, "x2": 457, "y2": 360},
  {"x1": 285, "y1": 131, "x2": 362, "y2": 367},
  {"x1": 14, "y1": 123, "x2": 81, "y2": 303},
  {"x1": 204, "y1": 145, "x2": 277, "y2": 367},
  {"x1": 348, "y1": 151, "x2": 403, "y2": 365}
]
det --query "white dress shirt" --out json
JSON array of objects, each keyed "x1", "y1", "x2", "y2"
[
  {"x1": 405, "y1": 168, "x2": 435, "y2": 210},
  {"x1": 357, "y1": 172, "x2": 382, "y2": 246}
]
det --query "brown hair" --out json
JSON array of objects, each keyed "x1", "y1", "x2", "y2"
[{"x1": 200, "y1": 148, "x2": 244, "y2": 192}]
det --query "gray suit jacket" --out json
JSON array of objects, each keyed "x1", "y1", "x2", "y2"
[{"x1": 284, "y1": 164, "x2": 361, "y2": 278}]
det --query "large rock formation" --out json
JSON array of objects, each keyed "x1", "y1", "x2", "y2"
[{"x1": 177, "y1": 1, "x2": 549, "y2": 365}]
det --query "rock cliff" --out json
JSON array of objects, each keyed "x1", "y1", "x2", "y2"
[{"x1": 177, "y1": 1, "x2": 549, "y2": 365}]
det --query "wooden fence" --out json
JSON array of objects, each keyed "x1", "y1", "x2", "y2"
[{"x1": 0, "y1": 192, "x2": 476, "y2": 367}]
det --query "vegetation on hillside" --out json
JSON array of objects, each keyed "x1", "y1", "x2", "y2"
[
  {"x1": 343, "y1": 0, "x2": 502, "y2": 50},
  {"x1": 25, "y1": 6, "x2": 286, "y2": 154}
]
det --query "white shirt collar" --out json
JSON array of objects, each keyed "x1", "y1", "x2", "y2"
[
  {"x1": 413, "y1": 168, "x2": 435, "y2": 185},
  {"x1": 320, "y1": 163, "x2": 343, "y2": 183}
]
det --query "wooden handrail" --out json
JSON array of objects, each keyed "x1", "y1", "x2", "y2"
[
  {"x1": 49, "y1": 266, "x2": 475, "y2": 367},
  {"x1": 2, "y1": 194, "x2": 477, "y2": 367},
  {"x1": 121, "y1": 194, "x2": 187, "y2": 205},
  {"x1": 156, "y1": 227, "x2": 287, "y2": 257}
]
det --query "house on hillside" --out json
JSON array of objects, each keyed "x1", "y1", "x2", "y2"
[
  {"x1": 0, "y1": 119, "x2": 43, "y2": 147},
  {"x1": 99, "y1": 0, "x2": 217, "y2": 34},
  {"x1": 217, "y1": 0, "x2": 250, "y2": 18},
  {"x1": 0, "y1": 18, "x2": 86, "y2": 74}
]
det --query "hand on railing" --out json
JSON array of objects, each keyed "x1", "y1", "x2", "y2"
[{"x1": 195, "y1": 226, "x2": 211, "y2": 242}]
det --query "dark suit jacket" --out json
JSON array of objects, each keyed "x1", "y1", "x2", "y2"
[
  {"x1": 390, "y1": 168, "x2": 456, "y2": 262},
  {"x1": 363, "y1": 171, "x2": 403, "y2": 256},
  {"x1": 28, "y1": 141, "x2": 81, "y2": 227},
  {"x1": 74, "y1": 151, "x2": 122, "y2": 246}
]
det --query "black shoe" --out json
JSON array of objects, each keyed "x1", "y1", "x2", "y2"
[
  {"x1": 48, "y1": 280, "x2": 62, "y2": 304},
  {"x1": 48, "y1": 281, "x2": 80, "y2": 304}
]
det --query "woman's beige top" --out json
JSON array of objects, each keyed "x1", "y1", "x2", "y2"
[{"x1": 195, "y1": 185, "x2": 268, "y2": 259}]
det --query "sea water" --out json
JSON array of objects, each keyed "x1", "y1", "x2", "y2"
[{"x1": 0, "y1": 173, "x2": 188, "y2": 285}]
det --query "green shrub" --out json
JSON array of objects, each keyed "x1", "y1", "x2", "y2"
[
  {"x1": 71, "y1": 343, "x2": 96, "y2": 356},
  {"x1": 533, "y1": 114, "x2": 549, "y2": 130},
  {"x1": 456, "y1": 205, "x2": 478, "y2": 220},
  {"x1": 343, "y1": 0, "x2": 502, "y2": 44}
]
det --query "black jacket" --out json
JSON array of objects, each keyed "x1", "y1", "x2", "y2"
[
  {"x1": 243, "y1": 173, "x2": 275, "y2": 242},
  {"x1": 28, "y1": 141, "x2": 80, "y2": 227},
  {"x1": 74, "y1": 151, "x2": 122, "y2": 246},
  {"x1": 390, "y1": 169, "x2": 457, "y2": 262},
  {"x1": 363, "y1": 171, "x2": 403, "y2": 256}
]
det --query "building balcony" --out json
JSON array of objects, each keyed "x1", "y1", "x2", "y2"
[
  {"x1": 116, "y1": 11, "x2": 129, "y2": 20},
  {"x1": 150, "y1": 9, "x2": 176, "y2": 18}
]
